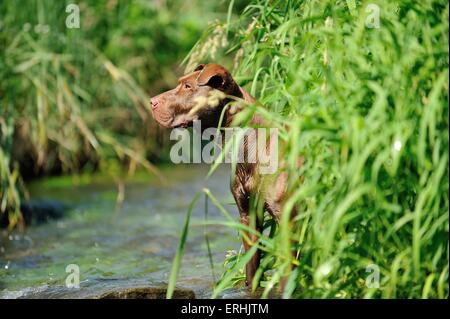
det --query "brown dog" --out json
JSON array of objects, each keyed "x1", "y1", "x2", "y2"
[{"x1": 150, "y1": 63, "x2": 292, "y2": 287}]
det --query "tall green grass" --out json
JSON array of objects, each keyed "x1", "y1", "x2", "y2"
[{"x1": 168, "y1": 0, "x2": 449, "y2": 299}]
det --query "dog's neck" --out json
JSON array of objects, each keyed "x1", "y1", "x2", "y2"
[{"x1": 223, "y1": 86, "x2": 265, "y2": 127}]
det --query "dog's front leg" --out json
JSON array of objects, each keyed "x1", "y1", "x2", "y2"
[
  {"x1": 239, "y1": 213, "x2": 262, "y2": 287},
  {"x1": 231, "y1": 181, "x2": 262, "y2": 287}
]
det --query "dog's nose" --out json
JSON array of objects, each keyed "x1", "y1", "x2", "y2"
[{"x1": 150, "y1": 98, "x2": 159, "y2": 109}]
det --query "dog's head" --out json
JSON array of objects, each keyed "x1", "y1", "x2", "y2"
[{"x1": 150, "y1": 63, "x2": 242, "y2": 129}]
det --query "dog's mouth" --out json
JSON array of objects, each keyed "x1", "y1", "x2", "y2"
[
  {"x1": 170, "y1": 114, "x2": 196, "y2": 129},
  {"x1": 150, "y1": 102, "x2": 198, "y2": 129},
  {"x1": 171, "y1": 122, "x2": 190, "y2": 129}
]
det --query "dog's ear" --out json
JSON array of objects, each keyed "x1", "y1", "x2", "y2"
[{"x1": 196, "y1": 64, "x2": 228, "y2": 89}]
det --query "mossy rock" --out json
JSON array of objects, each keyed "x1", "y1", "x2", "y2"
[{"x1": 97, "y1": 286, "x2": 195, "y2": 299}]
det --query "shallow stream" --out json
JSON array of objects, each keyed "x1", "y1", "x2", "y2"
[{"x1": 0, "y1": 165, "x2": 245, "y2": 298}]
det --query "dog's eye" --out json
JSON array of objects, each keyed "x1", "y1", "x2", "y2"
[{"x1": 184, "y1": 83, "x2": 192, "y2": 89}]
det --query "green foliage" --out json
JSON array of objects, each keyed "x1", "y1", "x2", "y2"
[
  {"x1": 0, "y1": 117, "x2": 22, "y2": 228},
  {"x1": 178, "y1": 0, "x2": 449, "y2": 298},
  {"x1": 1, "y1": 0, "x2": 448, "y2": 299},
  {"x1": 0, "y1": 0, "x2": 235, "y2": 226}
]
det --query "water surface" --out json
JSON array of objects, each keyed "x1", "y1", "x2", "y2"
[{"x1": 0, "y1": 165, "x2": 243, "y2": 298}]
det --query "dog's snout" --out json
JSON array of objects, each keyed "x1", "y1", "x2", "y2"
[{"x1": 150, "y1": 98, "x2": 159, "y2": 109}]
